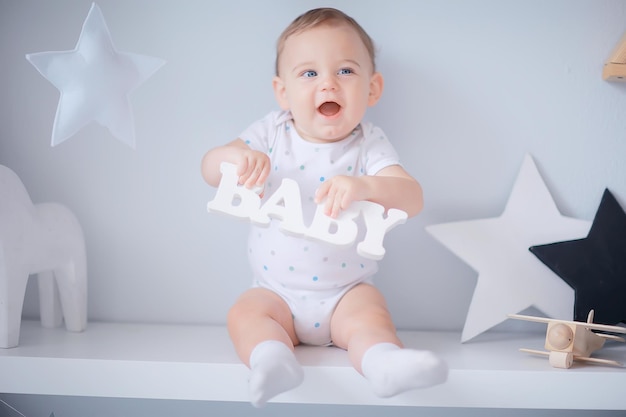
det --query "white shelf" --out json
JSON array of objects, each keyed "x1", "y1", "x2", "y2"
[{"x1": 1, "y1": 320, "x2": 625, "y2": 410}]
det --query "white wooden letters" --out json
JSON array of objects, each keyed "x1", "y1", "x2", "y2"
[{"x1": 207, "y1": 162, "x2": 407, "y2": 260}]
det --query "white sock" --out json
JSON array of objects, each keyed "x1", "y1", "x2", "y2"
[
  {"x1": 361, "y1": 343, "x2": 448, "y2": 397},
  {"x1": 248, "y1": 340, "x2": 304, "y2": 407}
]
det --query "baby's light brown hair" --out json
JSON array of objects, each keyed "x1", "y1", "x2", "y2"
[{"x1": 275, "y1": 8, "x2": 376, "y2": 76}]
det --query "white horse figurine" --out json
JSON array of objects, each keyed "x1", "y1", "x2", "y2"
[{"x1": 0, "y1": 164, "x2": 87, "y2": 348}]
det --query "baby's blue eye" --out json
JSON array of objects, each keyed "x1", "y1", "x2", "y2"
[
  {"x1": 338, "y1": 68, "x2": 353, "y2": 75},
  {"x1": 302, "y1": 70, "x2": 317, "y2": 78}
]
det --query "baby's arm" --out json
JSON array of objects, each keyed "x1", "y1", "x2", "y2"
[
  {"x1": 314, "y1": 165, "x2": 423, "y2": 218},
  {"x1": 201, "y1": 138, "x2": 270, "y2": 189}
]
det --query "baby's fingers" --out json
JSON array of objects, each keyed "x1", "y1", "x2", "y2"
[
  {"x1": 235, "y1": 157, "x2": 252, "y2": 184},
  {"x1": 243, "y1": 162, "x2": 268, "y2": 189},
  {"x1": 314, "y1": 181, "x2": 331, "y2": 204},
  {"x1": 320, "y1": 186, "x2": 343, "y2": 218},
  {"x1": 252, "y1": 162, "x2": 270, "y2": 186},
  {"x1": 237, "y1": 156, "x2": 268, "y2": 191},
  {"x1": 328, "y1": 195, "x2": 345, "y2": 218},
  {"x1": 315, "y1": 182, "x2": 342, "y2": 217}
]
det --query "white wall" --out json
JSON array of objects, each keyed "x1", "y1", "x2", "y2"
[{"x1": 1, "y1": 0, "x2": 625, "y2": 332}]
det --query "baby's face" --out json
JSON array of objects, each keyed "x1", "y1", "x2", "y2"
[{"x1": 273, "y1": 24, "x2": 382, "y2": 143}]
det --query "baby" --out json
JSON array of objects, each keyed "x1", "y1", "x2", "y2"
[{"x1": 201, "y1": 7, "x2": 448, "y2": 407}]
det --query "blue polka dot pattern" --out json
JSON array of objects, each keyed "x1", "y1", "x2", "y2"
[{"x1": 239, "y1": 113, "x2": 399, "y2": 345}]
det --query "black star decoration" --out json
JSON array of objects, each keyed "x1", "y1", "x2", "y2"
[{"x1": 530, "y1": 189, "x2": 626, "y2": 325}]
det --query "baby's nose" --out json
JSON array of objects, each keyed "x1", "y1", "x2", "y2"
[{"x1": 320, "y1": 76, "x2": 338, "y2": 91}]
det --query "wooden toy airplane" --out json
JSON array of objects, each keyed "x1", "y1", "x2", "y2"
[{"x1": 507, "y1": 310, "x2": 626, "y2": 368}]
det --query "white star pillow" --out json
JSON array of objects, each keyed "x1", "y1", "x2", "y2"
[
  {"x1": 26, "y1": 3, "x2": 165, "y2": 148},
  {"x1": 426, "y1": 154, "x2": 591, "y2": 342}
]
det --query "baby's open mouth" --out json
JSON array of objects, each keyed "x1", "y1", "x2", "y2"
[{"x1": 318, "y1": 101, "x2": 341, "y2": 116}]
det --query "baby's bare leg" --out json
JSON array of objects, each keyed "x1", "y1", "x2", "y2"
[
  {"x1": 227, "y1": 288, "x2": 303, "y2": 407},
  {"x1": 227, "y1": 287, "x2": 298, "y2": 363},
  {"x1": 330, "y1": 283, "x2": 401, "y2": 369},
  {"x1": 331, "y1": 283, "x2": 448, "y2": 397}
]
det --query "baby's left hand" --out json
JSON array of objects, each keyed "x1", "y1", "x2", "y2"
[{"x1": 315, "y1": 175, "x2": 369, "y2": 218}]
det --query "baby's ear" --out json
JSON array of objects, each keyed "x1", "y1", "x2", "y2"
[
  {"x1": 272, "y1": 76, "x2": 290, "y2": 110},
  {"x1": 368, "y1": 72, "x2": 384, "y2": 106}
]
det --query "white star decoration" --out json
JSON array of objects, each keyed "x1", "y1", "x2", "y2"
[
  {"x1": 426, "y1": 154, "x2": 591, "y2": 342},
  {"x1": 26, "y1": 3, "x2": 165, "y2": 148}
]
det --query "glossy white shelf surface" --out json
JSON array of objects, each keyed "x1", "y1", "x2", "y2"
[{"x1": 1, "y1": 320, "x2": 625, "y2": 410}]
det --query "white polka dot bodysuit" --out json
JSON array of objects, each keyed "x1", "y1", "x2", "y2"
[{"x1": 240, "y1": 110, "x2": 402, "y2": 346}]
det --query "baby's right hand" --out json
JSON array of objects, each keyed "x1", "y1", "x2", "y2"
[{"x1": 236, "y1": 149, "x2": 270, "y2": 192}]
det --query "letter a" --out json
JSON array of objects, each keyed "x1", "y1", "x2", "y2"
[{"x1": 250, "y1": 178, "x2": 307, "y2": 236}]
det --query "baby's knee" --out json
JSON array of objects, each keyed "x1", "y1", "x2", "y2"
[{"x1": 226, "y1": 302, "x2": 244, "y2": 329}]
